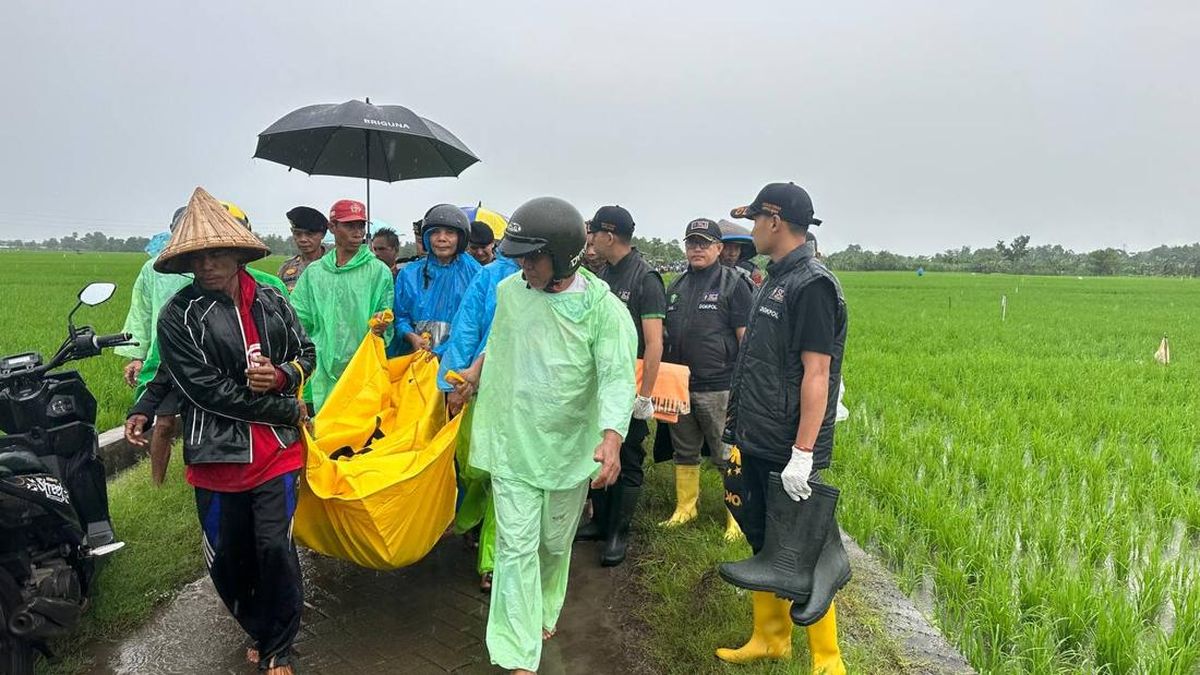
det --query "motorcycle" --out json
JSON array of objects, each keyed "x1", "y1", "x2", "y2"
[{"x1": 0, "y1": 282, "x2": 131, "y2": 673}]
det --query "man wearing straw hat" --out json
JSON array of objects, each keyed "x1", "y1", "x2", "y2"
[
  {"x1": 148, "y1": 187, "x2": 315, "y2": 675},
  {"x1": 123, "y1": 200, "x2": 293, "y2": 485}
]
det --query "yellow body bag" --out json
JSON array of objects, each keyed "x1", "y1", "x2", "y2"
[{"x1": 293, "y1": 327, "x2": 459, "y2": 570}]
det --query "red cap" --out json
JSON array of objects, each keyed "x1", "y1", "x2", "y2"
[{"x1": 329, "y1": 199, "x2": 367, "y2": 224}]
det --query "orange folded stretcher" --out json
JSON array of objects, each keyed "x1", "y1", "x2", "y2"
[{"x1": 636, "y1": 360, "x2": 690, "y2": 424}]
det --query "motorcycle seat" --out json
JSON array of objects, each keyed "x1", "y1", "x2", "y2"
[{"x1": 0, "y1": 451, "x2": 50, "y2": 478}]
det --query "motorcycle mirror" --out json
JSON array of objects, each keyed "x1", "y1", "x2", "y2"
[{"x1": 79, "y1": 282, "x2": 116, "y2": 307}]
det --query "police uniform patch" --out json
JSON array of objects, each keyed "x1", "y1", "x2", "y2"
[
  {"x1": 769, "y1": 286, "x2": 786, "y2": 303},
  {"x1": 703, "y1": 291, "x2": 720, "y2": 302},
  {"x1": 618, "y1": 289, "x2": 631, "y2": 302}
]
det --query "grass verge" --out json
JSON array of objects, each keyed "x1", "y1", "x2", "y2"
[
  {"x1": 37, "y1": 458, "x2": 203, "y2": 674},
  {"x1": 630, "y1": 452, "x2": 910, "y2": 674}
]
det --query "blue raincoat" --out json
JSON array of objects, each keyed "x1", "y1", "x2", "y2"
[
  {"x1": 436, "y1": 255, "x2": 520, "y2": 392},
  {"x1": 389, "y1": 235, "x2": 482, "y2": 359}
]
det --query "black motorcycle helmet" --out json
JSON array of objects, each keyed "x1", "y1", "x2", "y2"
[
  {"x1": 500, "y1": 197, "x2": 586, "y2": 281},
  {"x1": 421, "y1": 203, "x2": 470, "y2": 254}
]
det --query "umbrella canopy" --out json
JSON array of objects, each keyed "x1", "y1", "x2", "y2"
[
  {"x1": 460, "y1": 204, "x2": 508, "y2": 240},
  {"x1": 254, "y1": 99, "x2": 479, "y2": 181}
]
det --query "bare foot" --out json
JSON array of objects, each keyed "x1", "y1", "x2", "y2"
[
  {"x1": 263, "y1": 666, "x2": 294, "y2": 675},
  {"x1": 480, "y1": 572, "x2": 493, "y2": 593},
  {"x1": 246, "y1": 648, "x2": 259, "y2": 665},
  {"x1": 542, "y1": 627, "x2": 556, "y2": 641}
]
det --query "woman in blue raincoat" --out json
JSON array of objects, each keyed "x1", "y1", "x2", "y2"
[{"x1": 390, "y1": 204, "x2": 482, "y2": 362}]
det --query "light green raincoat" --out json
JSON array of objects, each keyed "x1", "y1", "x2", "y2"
[
  {"x1": 470, "y1": 269, "x2": 636, "y2": 672},
  {"x1": 117, "y1": 257, "x2": 189, "y2": 399},
  {"x1": 290, "y1": 246, "x2": 394, "y2": 411}
]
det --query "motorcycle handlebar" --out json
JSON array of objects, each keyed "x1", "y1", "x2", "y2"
[{"x1": 93, "y1": 333, "x2": 134, "y2": 349}]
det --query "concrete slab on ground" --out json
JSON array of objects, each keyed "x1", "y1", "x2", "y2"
[{"x1": 844, "y1": 532, "x2": 975, "y2": 674}]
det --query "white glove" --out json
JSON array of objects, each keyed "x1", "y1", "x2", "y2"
[
  {"x1": 780, "y1": 446, "x2": 813, "y2": 501},
  {"x1": 632, "y1": 395, "x2": 655, "y2": 420}
]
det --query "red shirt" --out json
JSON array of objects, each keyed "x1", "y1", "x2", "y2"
[{"x1": 186, "y1": 271, "x2": 304, "y2": 492}]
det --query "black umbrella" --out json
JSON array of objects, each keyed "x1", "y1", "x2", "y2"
[{"x1": 253, "y1": 98, "x2": 480, "y2": 217}]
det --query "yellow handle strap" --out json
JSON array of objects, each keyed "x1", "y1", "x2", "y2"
[
  {"x1": 288, "y1": 359, "x2": 307, "y2": 400},
  {"x1": 368, "y1": 308, "x2": 395, "y2": 332}
]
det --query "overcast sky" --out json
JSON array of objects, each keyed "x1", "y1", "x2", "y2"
[{"x1": 1, "y1": 1, "x2": 1196, "y2": 255}]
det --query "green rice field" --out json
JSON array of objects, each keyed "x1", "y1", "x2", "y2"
[
  {"x1": 0, "y1": 251, "x2": 286, "y2": 431},
  {"x1": 831, "y1": 272, "x2": 1199, "y2": 673},
  {"x1": 1, "y1": 251, "x2": 1197, "y2": 673}
]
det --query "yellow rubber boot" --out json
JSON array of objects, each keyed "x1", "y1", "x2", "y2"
[
  {"x1": 723, "y1": 507, "x2": 744, "y2": 542},
  {"x1": 715, "y1": 591, "x2": 793, "y2": 664},
  {"x1": 806, "y1": 601, "x2": 846, "y2": 675},
  {"x1": 659, "y1": 464, "x2": 700, "y2": 527}
]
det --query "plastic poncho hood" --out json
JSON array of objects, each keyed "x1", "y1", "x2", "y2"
[
  {"x1": 469, "y1": 269, "x2": 637, "y2": 491},
  {"x1": 290, "y1": 245, "x2": 395, "y2": 410}
]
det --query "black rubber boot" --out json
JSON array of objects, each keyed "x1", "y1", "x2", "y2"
[
  {"x1": 790, "y1": 515, "x2": 851, "y2": 626},
  {"x1": 600, "y1": 484, "x2": 640, "y2": 567},
  {"x1": 575, "y1": 489, "x2": 607, "y2": 542},
  {"x1": 718, "y1": 474, "x2": 838, "y2": 603}
]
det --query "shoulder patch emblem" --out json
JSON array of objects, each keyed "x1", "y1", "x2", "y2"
[
  {"x1": 618, "y1": 289, "x2": 631, "y2": 302},
  {"x1": 768, "y1": 286, "x2": 786, "y2": 303}
]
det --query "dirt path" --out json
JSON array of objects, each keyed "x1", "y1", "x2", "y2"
[
  {"x1": 90, "y1": 530, "x2": 970, "y2": 674},
  {"x1": 94, "y1": 540, "x2": 632, "y2": 674}
]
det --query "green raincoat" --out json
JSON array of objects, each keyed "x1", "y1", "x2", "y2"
[
  {"x1": 470, "y1": 269, "x2": 636, "y2": 489},
  {"x1": 121, "y1": 258, "x2": 287, "y2": 402},
  {"x1": 290, "y1": 246, "x2": 394, "y2": 411},
  {"x1": 469, "y1": 269, "x2": 636, "y2": 672}
]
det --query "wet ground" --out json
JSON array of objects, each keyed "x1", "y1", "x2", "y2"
[
  {"x1": 97, "y1": 539, "x2": 636, "y2": 675},
  {"x1": 92, "y1": 529, "x2": 973, "y2": 674}
]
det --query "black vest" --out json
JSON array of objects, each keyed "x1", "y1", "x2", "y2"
[
  {"x1": 726, "y1": 243, "x2": 847, "y2": 468},
  {"x1": 664, "y1": 264, "x2": 749, "y2": 392},
  {"x1": 599, "y1": 249, "x2": 662, "y2": 358}
]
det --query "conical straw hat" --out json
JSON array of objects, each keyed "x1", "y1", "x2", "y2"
[{"x1": 155, "y1": 187, "x2": 271, "y2": 274}]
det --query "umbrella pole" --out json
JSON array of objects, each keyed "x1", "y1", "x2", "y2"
[{"x1": 365, "y1": 129, "x2": 371, "y2": 225}]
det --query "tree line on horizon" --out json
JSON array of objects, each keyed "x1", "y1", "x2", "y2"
[
  {"x1": 3, "y1": 231, "x2": 1200, "y2": 278},
  {"x1": 823, "y1": 235, "x2": 1200, "y2": 277},
  {"x1": 0, "y1": 231, "x2": 692, "y2": 266}
]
